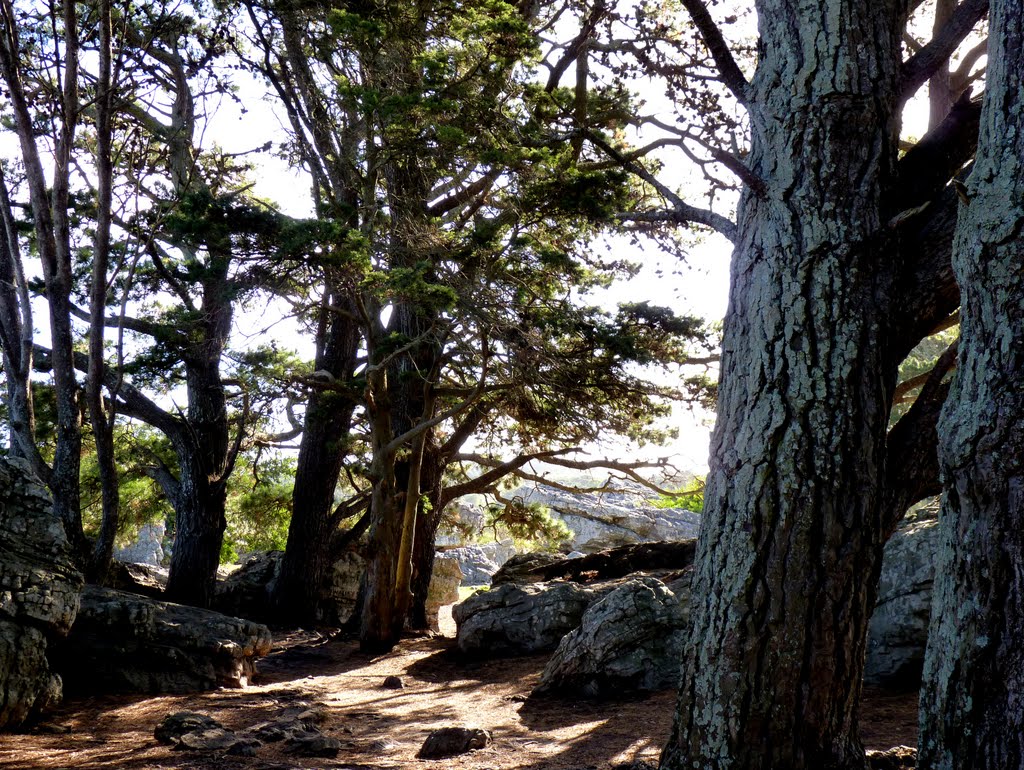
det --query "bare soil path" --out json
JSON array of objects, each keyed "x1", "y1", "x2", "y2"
[{"x1": 0, "y1": 609, "x2": 918, "y2": 769}]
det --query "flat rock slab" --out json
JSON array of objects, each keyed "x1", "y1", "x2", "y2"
[{"x1": 55, "y1": 586, "x2": 272, "y2": 694}]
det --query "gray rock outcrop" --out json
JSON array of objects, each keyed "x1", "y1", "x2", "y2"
[
  {"x1": 441, "y1": 541, "x2": 517, "y2": 585},
  {"x1": 213, "y1": 549, "x2": 363, "y2": 626},
  {"x1": 215, "y1": 549, "x2": 460, "y2": 628},
  {"x1": 115, "y1": 521, "x2": 165, "y2": 566},
  {"x1": 55, "y1": 586, "x2": 272, "y2": 694},
  {"x1": 0, "y1": 458, "x2": 84, "y2": 729},
  {"x1": 517, "y1": 483, "x2": 700, "y2": 553},
  {"x1": 864, "y1": 514, "x2": 939, "y2": 686},
  {"x1": 425, "y1": 554, "x2": 462, "y2": 630},
  {"x1": 536, "y1": 575, "x2": 692, "y2": 696},
  {"x1": 453, "y1": 580, "x2": 603, "y2": 655}
]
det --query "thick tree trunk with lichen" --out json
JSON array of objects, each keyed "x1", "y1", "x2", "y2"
[
  {"x1": 918, "y1": 4, "x2": 1024, "y2": 768},
  {"x1": 661, "y1": 3, "x2": 906, "y2": 769}
]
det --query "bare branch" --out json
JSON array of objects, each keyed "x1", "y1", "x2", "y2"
[
  {"x1": 900, "y1": 0, "x2": 989, "y2": 103},
  {"x1": 678, "y1": 0, "x2": 750, "y2": 104}
]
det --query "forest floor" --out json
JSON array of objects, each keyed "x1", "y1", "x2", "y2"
[{"x1": 0, "y1": 607, "x2": 919, "y2": 770}]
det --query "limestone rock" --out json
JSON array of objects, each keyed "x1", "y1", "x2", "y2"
[
  {"x1": 417, "y1": 726, "x2": 491, "y2": 758},
  {"x1": 115, "y1": 522, "x2": 165, "y2": 566},
  {"x1": 866, "y1": 745, "x2": 917, "y2": 770},
  {"x1": 536, "y1": 575, "x2": 691, "y2": 696},
  {"x1": 440, "y1": 541, "x2": 517, "y2": 585},
  {"x1": 106, "y1": 561, "x2": 167, "y2": 599},
  {"x1": 490, "y1": 552, "x2": 566, "y2": 586},
  {"x1": 0, "y1": 458, "x2": 84, "y2": 729},
  {"x1": 215, "y1": 549, "x2": 458, "y2": 629},
  {"x1": 453, "y1": 580, "x2": 601, "y2": 655},
  {"x1": 283, "y1": 731, "x2": 341, "y2": 757},
  {"x1": 55, "y1": 586, "x2": 272, "y2": 694},
  {"x1": 251, "y1": 704, "x2": 328, "y2": 742},
  {"x1": 516, "y1": 483, "x2": 700, "y2": 553},
  {"x1": 865, "y1": 515, "x2": 939, "y2": 686},
  {"x1": 154, "y1": 712, "x2": 224, "y2": 744},
  {"x1": 425, "y1": 554, "x2": 462, "y2": 630},
  {"x1": 493, "y1": 541, "x2": 696, "y2": 587}
]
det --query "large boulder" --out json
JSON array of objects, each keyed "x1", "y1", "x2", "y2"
[
  {"x1": 536, "y1": 575, "x2": 691, "y2": 695},
  {"x1": 213, "y1": 549, "x2": 363, "y2": 626},
  {"x1": 215, "y1": 549, "x2": 461, "y2": 628},
  {"x1": 864, "y1": 514, "x2": 939, "y2": 686},
  {"x1": 0, "y1": 458, "x2": 83, "y2": 729},
  {"x1": 114, "y1": 521, "x2": 166, "y2": 566},
  {"x1": 54, "y1": 586, "x2": 272, "y2": 694},
  {"x1": 453, "y1": 580, "x2": 603, "y2": 655}
]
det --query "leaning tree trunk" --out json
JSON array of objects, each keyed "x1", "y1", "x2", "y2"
[
  {"x1": 918, "y1": 5, "x2": 1024, "y2": 767},
  {"x1": 661, "y1": 3, "x2": 905, "y2": 769}
]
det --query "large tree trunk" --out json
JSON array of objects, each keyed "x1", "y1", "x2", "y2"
[
  {"x1": 661, "y1": 3, "x2": 906, "y2": 769},
  {"x1": 918, "y1": 4, "x2": 1024, "y2": 767},
  {"x1": 274, "y1": 290, "x2": 359, "y2": 625}
]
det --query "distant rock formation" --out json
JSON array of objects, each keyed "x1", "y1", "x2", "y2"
[{"x1": 0, "y1": 458, "x2": 83, "y2": 729}]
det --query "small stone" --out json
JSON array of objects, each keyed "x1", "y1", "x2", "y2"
[
  {"x1": 154, "y1": 712, "x2": 223, "y2": 744},
  {"x1": 382, "y1": 675, "x2": 404, "y2": 689},
  {"x1": 226, "y1": 737, "x2": 263, "y2": 757},
  {"x1": 417, "y1": 726, "x2": 492, "y2": 759},
  {"x1": 174, "y1": 728, "x2": 239, "y2": 751},
  {"x1": 283, "y1": 730, "x2": 341, "y2": 758}
]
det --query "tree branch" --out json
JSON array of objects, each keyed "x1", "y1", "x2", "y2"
[
  {"x1": 678, "y1": 0, "x2": 750, "y2": 104},
  {"x1": 439, "y1": 448, "x2": 578, "y2": 507},
  {"x1": 899, "y1": 0, "x2": 989, "y2": 103}
]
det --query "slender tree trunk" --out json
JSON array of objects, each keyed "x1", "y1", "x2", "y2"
[
  {"x1": 87, "y1": 0, "x2": 119, "y2": 584},
  {"x1": 918, "y1": 5, "x2": 1024, "y2": 767},
  {"x1": 661, "y1": 3, "x2": 905, "y2": 769}
]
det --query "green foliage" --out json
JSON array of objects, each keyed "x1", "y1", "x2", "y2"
[
  {"x1": 891, "y1": 326, "x2": 959, "y2": 425},
  {"x1": 652, "y1": 477, "x2": 705, "y2": 513},
  {"x1": 483, "y1": 497, "x2": 573, "y2": 553},
  {"x1": 221, "y1": 454, "x2": 294, "y2": 562}
]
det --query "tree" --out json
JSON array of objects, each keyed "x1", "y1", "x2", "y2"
[
  {"x1": 653, "y1": 1, "x2": 988, "y2": 768},
  {"x1": 237, "y1": 0, "x2": 712, "y2": 643},
  {"x1": 0, "y1": 0, "x2": 123, "y2": 580},
  {"x1": 918, "y1": 2, "x2": 1024, "y2": 766}
]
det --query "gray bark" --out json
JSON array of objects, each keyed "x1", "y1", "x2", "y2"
[
  {"x1": 918, "y1": 3, "x2": 1024, "y2": 768},
  {"x1": 661, "y1": 2, "x2": 908, "y2": 768}
]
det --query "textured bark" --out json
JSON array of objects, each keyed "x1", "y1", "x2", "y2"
[
  {"x1": 274, "y1": 293, "x2": 359, "y2": 625},
  {"x1": 661, "y1": 3, "x2": 907, "y2": 769},
  {"x1": 918, "y1": 3, "x2": 1024, "y2": 768}
]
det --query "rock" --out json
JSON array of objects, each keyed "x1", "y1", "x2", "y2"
[
  {"x1": 215, "y1": 548, "x2": 459, "y2": 629},
  {"x1": 155, "y1": 712, "x2": 224, "y2": 744},
  {"x1": 866, "y1": 745, "x2": 917, "y2": 770},
  {"x1": 54, "y1": 586, "x2": 272, "y2": 694},
  {"x1": 283, "y1": 731, "x2": 341, "y2": 757},
  {"x1": 0, "y1": 458, "x2": 84, "y2": 730},
  {"x1": 490, "y1": 552, "x2": 566, "y2": 585},
  {"x1": 417, "y1": 726, "x2": 491, "y2": 758},
  {"x1": 865, "y1": 515, "x2": 939, "y2": 686},
  {"x1": 382, "y1": 675, "x2": 404, "y2": 689},
  {"x1": 440, "y1": 541, "x2": 517, "y2": 585},
  {"x1": 537, "y1": 575, "x2": 691, "y2": 696},
  {"x1": 251, "y1": 703, "x2": 328, "y2": 742},
  {"x1": 517, "y1": 483, "x2": 700, "y2": 553},
  {"x1": 425, "y1": 554, "x2": 462, "y2": 630},
  {"x1": 453, "y1": 580, "x2": 602, "y2": 655},
  {"x1": 493, "y1": 541, "x2": 697, "y2": 586},
  {"x1": 174, "y1": 728, "x2": 241, "y2": 752},
  {"x1": 106, "y1": 561, "x2": 167, "y2": 599},
  {"x1": 115, "y1": 522, "x2": 165, "y2": 566}
]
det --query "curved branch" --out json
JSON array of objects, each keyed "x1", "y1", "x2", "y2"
[
  {"x1": 899, "y1": 0, "x2": 989, "y2": 102},
  {"x1": 678, "y1": 0, "x2": 749, "y2": 104}
]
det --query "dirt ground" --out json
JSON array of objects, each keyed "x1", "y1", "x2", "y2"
[{"x1": 0, "y1": 608, "x2": 919, "y2": 770}]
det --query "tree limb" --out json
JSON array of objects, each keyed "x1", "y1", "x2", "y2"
[
  {"x1": 899, "y1": 0, "x2": 989, "y2": 103},
  {"x1": 678, "y1": 0, "x2": 750, "y2": 104}
]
